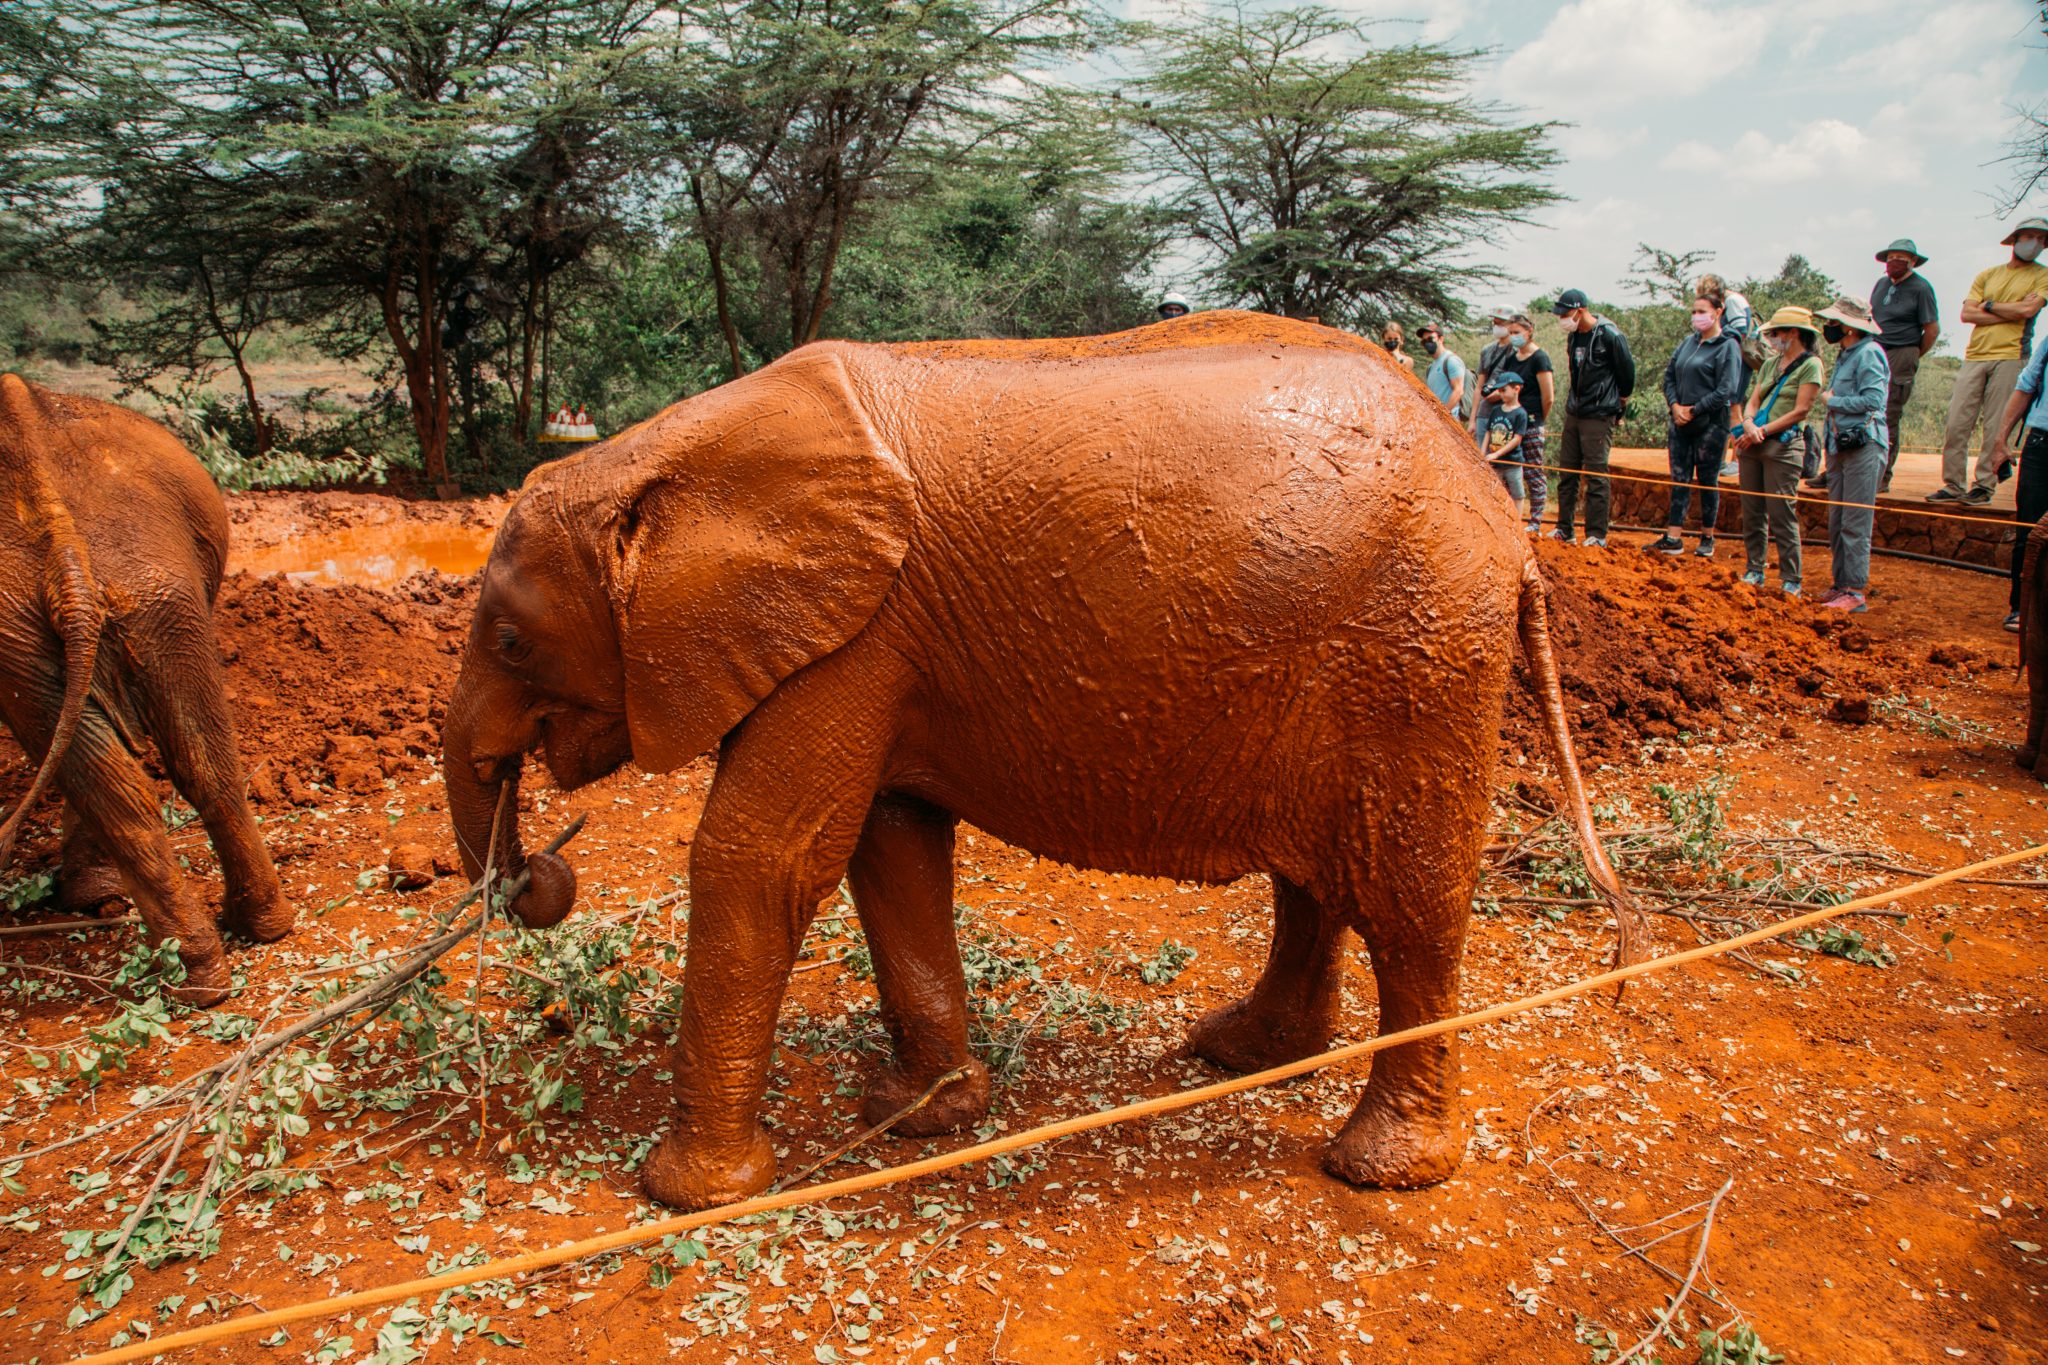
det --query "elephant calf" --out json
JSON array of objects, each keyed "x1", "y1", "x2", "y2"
[
  {"x1": 0, "y1": 375, "x2": 288, "y2": 1001},
  {"x1": 2020, "y1": 508, "x2": 2048, "y2": 778},
  {"x1": 441, "y1": 311, "x2": 1642, "y2": 1210}
]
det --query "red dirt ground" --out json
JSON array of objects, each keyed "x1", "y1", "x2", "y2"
[{"x1": 0, "y1": 493, "x2": 2043, "y2": 1364}]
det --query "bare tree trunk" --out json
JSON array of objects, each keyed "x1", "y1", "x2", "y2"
[
  {"x1": 381, "y1": 258, "x2": 451, "y2": 486},
  {"x1": 691, "y1": 177, "x2": 747, "y2": 380}
]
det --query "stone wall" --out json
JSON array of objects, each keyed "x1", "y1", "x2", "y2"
[{"x1": 1588, "y1": 465, "x2": 2018, "y2": 568}]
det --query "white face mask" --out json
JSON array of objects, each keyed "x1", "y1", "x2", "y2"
[
  {"x1": 1769, "y1": 334, "x2": 1789, "y2": 354},
  {"x1": 1492, "y1": 324, "x2": 1509, "y2": 339},
  {"x1": 2018, "y1": 237, "x2": 2045, "y2": 262}
]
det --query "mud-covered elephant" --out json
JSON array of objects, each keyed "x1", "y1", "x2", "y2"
[
  {"x1": 442, "y1": 312, "x2": 1641, "y2": 1210},
  {"x1": 2020, "y1": 508, "x2": 2048, "y2": 777},
  {"x1": 0, "y1": 375, "x2": 289, "y2": 1002}
]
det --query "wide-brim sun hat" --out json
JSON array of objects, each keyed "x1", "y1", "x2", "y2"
[
  {"x1": 1760, "y1": 304, "x2": 1817, "y2": 335},
  {"x1": 2002, "y1": 216, "x2": 2048, "y2": 245},
  {"x1": 1814, "y1": 297, "x2": 1882, "y2": 336},
  {"x1": 1874, "y1": 238, "x2": 1926, "y2": 266}
]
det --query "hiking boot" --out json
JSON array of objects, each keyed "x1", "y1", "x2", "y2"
[
  {"x1": 1694, "y1": 537, "x2": 1716, "y2": 559},
  {"x1": 1925, "y1": 487, "x2": 1963, "y2": 503},
  {"x1": 2007, "y1": 612, "x2": 2022, "y2": 633},
  {"x1": 1739, "y1": 569, "x2": 1765, "y2": 587},
  {"x1": 1644, "y1": 534, "x2": 1685, "y2": 555},
  {"x1": 1964, "y1": 486, "x2": 1993, "y2": 506}
]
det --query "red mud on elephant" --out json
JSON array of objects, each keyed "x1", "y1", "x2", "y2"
[{"x1": 439, "y1": 311, "x2": 1643, "y2": 1211}]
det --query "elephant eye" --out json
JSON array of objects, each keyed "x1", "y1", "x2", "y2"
[{"x1": 496, "y1": 622, "x2": 532, "y2": 663}]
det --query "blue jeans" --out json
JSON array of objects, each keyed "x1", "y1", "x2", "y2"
[
  {"x1": 1667, "y1": 419, "x2": 1729, "y2": 531},
  {"x1": 1493, "y1": 460, "x2": 1525, "y2": 502}
]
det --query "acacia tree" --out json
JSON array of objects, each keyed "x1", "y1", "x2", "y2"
[
  {"x1": 659, "y1": 0, "x2": 1100, "y2": 376},
  {"x1": 41, "y1": 0, "x2": 667, "y2": 482},
  {"x1": 1121, "y1": 2, "x2": 1560, "y2": 330}
]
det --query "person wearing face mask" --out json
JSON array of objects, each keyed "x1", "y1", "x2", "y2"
[
  {"x1": 1468, "y1": 310, "x2": 1517, "y2": 449},
  {"x1": 1418, "y1": 322, "x2": 1467, "y2": 417},
  {"x1": 1929, "y1": 217, "x2": 2048, "y2": 505},
  {"x1": 1502, "y1": 314, "x2": 1555, "y2": 532},
  {"x1": 1380, "y1": 320, "x2": 1416, "y2": 373},
  {"x1": 1814, "y1": 298, "x2": 1893, "y2": 612},
  {"x1": 1549, "y1": 288, "x2": 1636, "y2": 548},
  {"x1": 1644, "y1": 290, "x2": 1744, "y2": 557},
  {"x1": 1867, "y1": 238, "x2": 1939, "y2": 492},
  {"x1": 1732, "y1": 307, "x2": 1824, "y2": 597}
]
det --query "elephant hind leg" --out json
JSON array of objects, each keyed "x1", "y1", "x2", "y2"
[
  {"x1": 58, "y1": 804, "x2": 130, "y2": 916},
  {"x1": 1188, "y1": 875, "x2": 1347, "y2": 1073},
  {"x1": 846, "y1": 793, "x2": 990, "y2": 1135},
  {"x1": 1320, "y1": 792, "x2": 1481, "y2": 1190},
  {"x1": 123, "y1": 599, "x2": 289, "y2": 942}
]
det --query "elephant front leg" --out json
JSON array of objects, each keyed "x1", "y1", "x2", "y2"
[
  {"x1": 847, "y1": 794, "x2": 989, "y2": 1135},
  {"x1": 640, "y1": 662, "x2": 905, "y2": 1212},
  {"x1": 1188, "y1": 875, "x2": 1346, "y2": 1073}
]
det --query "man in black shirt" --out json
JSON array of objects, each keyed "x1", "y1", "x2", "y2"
[
  {"x1": 1868, "y1": 238, "x2": 1940, "y2": 491},
  {"x1": 1550, "y1": 288, "x2": 1636, "y2": 547}
]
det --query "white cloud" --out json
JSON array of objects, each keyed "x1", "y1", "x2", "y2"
[
  {"x1": 1513, "y1": 0, "x2": 1773, "y2": 106},
  {"x1": 1661, "y1": 119, "x2": 1924, "y2": 188}
]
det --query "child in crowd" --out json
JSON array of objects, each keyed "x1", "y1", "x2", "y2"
[{"x1": 1482, "y1": 371, "x2": 1531, "y2": 511}]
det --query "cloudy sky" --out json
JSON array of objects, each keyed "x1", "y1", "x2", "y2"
[{"x1": 1124, "y1": 0, "x2": 2048, "y2": 347}]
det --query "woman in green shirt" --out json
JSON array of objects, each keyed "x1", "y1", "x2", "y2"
[{"x1": 1731, "y1": 306, "x2": 1824, "y2": 597}]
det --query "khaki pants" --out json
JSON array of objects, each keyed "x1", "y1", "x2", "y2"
[
  {"x1": 1940, "y1": 357, "x2": 2023, "y2": 495},
  {"x1": 1738, "y1": 440, "x2": 1802, "y2": 586}
]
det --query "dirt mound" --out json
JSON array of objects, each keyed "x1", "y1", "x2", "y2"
[
  {"x1": 213, "y1": 570, "x2": 477, "y2": 806},
  {"x1": 1508, "y1": 541, "x2": 1912, "y2": 766}
]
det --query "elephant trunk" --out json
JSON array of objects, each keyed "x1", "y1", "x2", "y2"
[
  {"x1": 442, "y1": 676, "x2": 576, "y2": 929},
  {"x1": 0, "y1": 493, "x2": 102, "y2": 872}
]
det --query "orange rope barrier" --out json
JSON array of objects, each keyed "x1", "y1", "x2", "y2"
[
  {"x1": 66, "y1": 840, "x2": 2048, "y2": 1365},
  {"x1": 1495, "y1": 454, "x2": 2021, "y2": 527}
]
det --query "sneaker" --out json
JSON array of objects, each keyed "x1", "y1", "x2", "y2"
[
  {"x1": 1814, "y1": 587, "x2": 1846, "y2": 607},
  {"x1": 1823, "y1": 591, "x2": 1867, "y2": 613},
  {"x1": 2007, "y1": 612, "x2": 2022, "y2": 633},
  {"x1": 1644, "y1": 534, "x2": 1684, "y2": 555},
  {"x1": 1925, "y1": 487, "x2": 1963, "y2": 503},
  {"x1": 1782, "y1": 580, "x2": 1801, "y2": 598},
  {"x1": 1694, "y1": 537, "x2": 1716, "y2": 559},
  {"x1": 1549, "y1": 528, "x2": 1575, "y2": 545},
  {"x1": 1964, "y1": 486, "x2": 1993, "y2": 506},
  {"x1": 1584, "y1": 536, "x2": 1607, "y2": 548},
  {"x1": 1525, "y1": 519, "x2": 1542, "y2": 535},
  {"x1": 1739, "y1": 569, "x2": 1765, "y2": 587}
]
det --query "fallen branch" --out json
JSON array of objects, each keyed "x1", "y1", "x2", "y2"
[
  {"x1": 1613, "y1": 1177, "x2": 1735, "y2": 1365},
  {"x1": 0, "y1": 914, "x2": 140, "y2": 939}
]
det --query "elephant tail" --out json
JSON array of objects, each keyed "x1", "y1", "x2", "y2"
[
  {"x1": 1515, "y1": 555, "x2": 1651, "y2": 981},
  {"x1": 0, "y1": 463, "x2": 104, "y2": 875}
]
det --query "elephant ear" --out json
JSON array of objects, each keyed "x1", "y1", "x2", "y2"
[{"x1": 614, "y1": 348, "x2": 914, "y2": 772}]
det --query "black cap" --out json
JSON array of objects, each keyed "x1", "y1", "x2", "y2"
[{"x1": 1552, "y1": 289, "x2": 1590, "y2": 315}]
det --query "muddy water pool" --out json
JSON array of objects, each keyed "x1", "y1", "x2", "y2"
[{"x1": 236, "y1": 523, "x2": 495, "y2": 588}]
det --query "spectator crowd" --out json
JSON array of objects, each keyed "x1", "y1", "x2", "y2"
[{"x1": 1349, "y1": 216, "x2": 2048, "y2": 627}]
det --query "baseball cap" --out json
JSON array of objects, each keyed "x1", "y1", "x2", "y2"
[
  {"x1": 1484, "y1": 371, "x2": 1523, "y2": 394},
  {"x1": 1551, "y1": 289, "x2": 1590, "y2": 315}
]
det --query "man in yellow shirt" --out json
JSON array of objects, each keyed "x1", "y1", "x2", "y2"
[{"x1": 1928, "y1": 216, "x2": 2048, "y2": 504}]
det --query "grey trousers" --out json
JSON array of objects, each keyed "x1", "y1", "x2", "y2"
[
  {"x1": 1827, "y1": 440, "x2": 1884, "y2": 594},
  {"x1": 1738, "y1": 441, "x2": 1802, "y2": 585},
  {"x1": 1880, "y1": 343, "x2": 1919, "y2": 487},
  {"x1": 1940, "y1": 357, "x2": 2023, "y2": 495}
]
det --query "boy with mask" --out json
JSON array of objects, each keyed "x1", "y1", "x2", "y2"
[{"x1": 1929, "y1": 217, "x2": 2048, "y2": 504}]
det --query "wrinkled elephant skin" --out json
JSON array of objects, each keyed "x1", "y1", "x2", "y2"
[
  {"x1": 440, "y1": 312, "x2": 1640, "y2": 1210},
  {"x1": 2019, "y1": 509, "x2": 2048, "y2": 778},
  {"x1": 0, "y1": 375, "x2": 290, "y2": 1002}
]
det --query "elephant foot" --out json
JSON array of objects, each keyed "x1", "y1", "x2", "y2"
[
  {"x1": 641, "y1": 1124, "x2": 777, "y2": 1211},
  {"x1": 1187, "y1": 996, "x2": 1336, "y2": 1075},
  {"x1": 1322, "y1": 1092, "x2": 1465, "y2": 1190},
  {"x1": 58, "y1": 862, "x2": 130, "y2": 917},
  {"x1": 860, "y1": 1058, "x2": 990, "y2": 1136},
  {"x1": 220, "y1": 882, "x2": 294, "y2": 944},
  {"x1": 167, "y1": 954, "x2": 233, "y2": 1008},
  {"x1": 2017, "y1": 745, "x2": 2038, "y2": 772}
]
